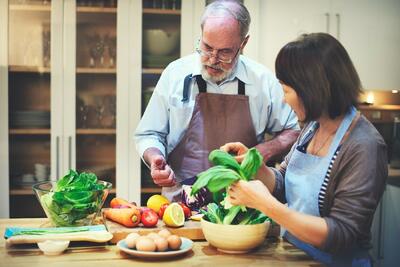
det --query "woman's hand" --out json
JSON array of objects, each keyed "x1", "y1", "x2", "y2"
[
  {"x1": 228, "y1": 180, "x2": 272, "y2": 210},
  {"x1": 220, "y1": 142, "x2": 249, "y2": 163}
]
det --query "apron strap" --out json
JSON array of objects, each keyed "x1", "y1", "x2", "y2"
[
  {"x1": 183, "y1": 74, "x2": 246, "y2": 100},
  {"x1": 181, "y1": 74, "x2": 193, "y2": 102},
  {"x1": 195, "y1": 75, "x2": 207, "y2": 93},
  {"x1": 238, "y1": 79, "x2": 245, "y2": 95}
]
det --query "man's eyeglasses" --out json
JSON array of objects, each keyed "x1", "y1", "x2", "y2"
[{"x1": 196, "y1": 39, "x2": 243, "y2": 64}]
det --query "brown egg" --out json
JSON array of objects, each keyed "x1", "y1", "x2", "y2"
[
  {"x1": 154, "y1": 237, "x2": 169, "y2": 252},
  {"x1": 146, "y1": 232, "x2": 161, "y2": 241},
  {"x1": 135, "y1": 237, "x2": 156, "y2": 252},
  {"x1": 167, "y1": 235, "x2": 182, "y2": 250},
  {"x1": 125, "y1": 232, "x2": 140, "y2": 249},
  {"x1": 158, "y1": 229, "x2": 172, "y2": 239}
]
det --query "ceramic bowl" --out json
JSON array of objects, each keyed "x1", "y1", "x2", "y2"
[
  {"x1": 37, "y1": 240, "x2": 70, "y2": 255},
  {"x1": 200, "y1": 218, "x2": 270, "y2": 254},
  {"x1": 143, "y1": 29, "x2": 180, "y2": 56}
]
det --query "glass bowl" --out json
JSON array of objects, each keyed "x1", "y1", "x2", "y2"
[{"x1": 33, "y1": 180, "x2": 112, "y2": 227}]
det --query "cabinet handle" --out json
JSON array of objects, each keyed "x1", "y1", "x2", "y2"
[
  {"x1": 56, "y1": 136, "x2": 60, "y2": 179},
  {"x1": 325, "y1": 13, "x2": 330, "y2": 33},
  {"x1": 378, "y1": 191, "x2": 385, "y2": 259},
  {"x1": 68, "y1": 136, "x2": 72, "y2": 170},
  {"x1": 336, "y1": 13, "x2": 341, "y2": 39}
]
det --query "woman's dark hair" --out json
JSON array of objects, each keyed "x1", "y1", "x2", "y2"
[{"x1": 275, "y1": 33, "x2": 362, "y2": 122}]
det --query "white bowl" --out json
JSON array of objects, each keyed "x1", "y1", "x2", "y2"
[
  {"x1": 37, "y1": 240, "x2": 70, "y2": 255},
  {"x1": 201, "y1": 218, "x2": 270, "y2": 254},
  {"x1": 143, "y1": 29, "x2": 180, "y2": 56}
]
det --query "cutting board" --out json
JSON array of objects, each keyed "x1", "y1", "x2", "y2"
[
  {"x1": 104, "y1": 218, "x2": 280, "y2": 244},
  {"x1": 104, "y1": 218, "x2": 204, "y2": 244}
]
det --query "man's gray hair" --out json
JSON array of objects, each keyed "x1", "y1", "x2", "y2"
[{"x1": 201, "y1": 0, "x2": 251, "y2": 40}]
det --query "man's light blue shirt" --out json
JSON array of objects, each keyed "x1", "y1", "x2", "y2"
[{"x1": 134, "y1": 53, "x2": 299, "y2": 158}]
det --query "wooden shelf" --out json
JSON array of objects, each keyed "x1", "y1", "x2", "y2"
[
  {"x1": 77, "y1": 67, "x2": 116, "y2": 74},
  {"x1": 141, "y1": 187, "x2": 162, "y2": 193},
  {"x1": 76, "y1": 129, "x2": 116, "y2": 135},
  {"x1": 77, "y1": 6, "x2": 117, "y2": 13},
  {"x1": 9, "y1": 65, "x2": 50, "y2": 73},
  {"x1": 10, "y1": 4, "x2": 51, "y2": 12},
  {"x1": 10, "y1": 187, "x2": 116, "y2": 196},
  {"x1": 142, "y1": 68, "x2": 163, "y2": 74},
  {"x1": 9, "y1": 129, "x2": 50, "y2": 135},
  {"x1": 359, "y1": 104, "x2": 400, "y2": 111},
  {"x1": 143, "y1": 8, "x2": 181, "y2": 15}
]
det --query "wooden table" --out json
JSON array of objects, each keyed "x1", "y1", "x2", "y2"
[{"x1": 1, "y1": 219, "x2": 322, "y2": 267}]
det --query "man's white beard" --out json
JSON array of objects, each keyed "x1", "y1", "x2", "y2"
[{"x1": 200, "y1": 61, "x2": 236, "y2": 84}]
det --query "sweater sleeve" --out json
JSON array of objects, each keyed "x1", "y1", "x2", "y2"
[{"x1": 320, "y1": 136, "x2": 388, "y2": 253}]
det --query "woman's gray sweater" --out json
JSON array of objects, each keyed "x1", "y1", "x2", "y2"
[{"x1": 272, "y1": 115, "x2": 388, "y2": 254}]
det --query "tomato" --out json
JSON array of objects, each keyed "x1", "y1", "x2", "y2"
[
  {"x1": 139, "y1": 207, "x2": 152, "y2": 215},
  {"x1": 178, "y1": 202, "x2": 191, "y2": 220},
  {"x1": 158, "y1": 203, "x2": 169, "y2": 218},
  {"x1": 141, "y1": 209, "x2": 159, "y2": 227}
]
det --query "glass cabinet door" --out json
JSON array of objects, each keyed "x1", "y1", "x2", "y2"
[
  {"x1": 75, "y1": 0, "x2": 117, "y2": 192},
  {"x1": 8, "y1": 0, "x2": 52, "y2": 217},
  {"x1": 140, "y1": 0, "x2": 182, "y2": 203}
]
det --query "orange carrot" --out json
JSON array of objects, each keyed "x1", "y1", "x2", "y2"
[
  {"x1": 110, "y1": 197, "x2": 137, "y2": 209},
  {"x1": 104, "y1": 208, "x2": 141, "y2": 227}
]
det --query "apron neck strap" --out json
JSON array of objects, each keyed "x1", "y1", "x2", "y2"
[
  {"x1": 182, "y1": 74, "x2": 246, "y2": 102},
  {"x1": 326, "y1": 106, "x2": 357, "y2": 157}
]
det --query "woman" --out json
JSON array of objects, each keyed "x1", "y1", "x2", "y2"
[{"x1": 222, "y1": 33, "x2": 387, "y2": 266}]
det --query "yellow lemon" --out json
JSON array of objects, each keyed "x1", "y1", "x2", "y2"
[
  {"x1": 146, "y1": 194, "x2": 170, "y2": 213},
  {"x1": 162, "y1": 203, "x2": 185, "y2": 227}
]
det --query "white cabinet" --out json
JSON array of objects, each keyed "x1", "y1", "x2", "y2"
[
  {"x1": 371, "y1": 182, "x2": 400, "y2": 267},
  {"x1": 257, "y1": 0, "x2": 400, "y2": 91},
  {"x1": 0, "y1": 0, "x2": 199, "y2": 217}
]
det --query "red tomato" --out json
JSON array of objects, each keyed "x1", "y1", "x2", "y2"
[
  {"x1": 158, "y1": 203, "x2": 169, "y2": 218},
  {"x1": 141, "y1": 209, "x2": 159, "y2": 227},
  {"x1": 178, "y1": 202, "x2": 191, "y2": 220},
  {"x1": 139, "y1": 207, "x2": 152, "y2": 215}
]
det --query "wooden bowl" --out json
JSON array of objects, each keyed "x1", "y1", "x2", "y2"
[{"x1": 200, "y1": 218, "x2": 270, "y2": 254}]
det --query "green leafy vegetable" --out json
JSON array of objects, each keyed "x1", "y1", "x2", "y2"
[
  {"x1": 40, "y1": 169, "x2": 109, "y2": 227},
  {"x1": 192, "y1": 148, "x2": 270, "y2": 225},
  {"x1": 240, "y1": 148, "x2": 263, "y2": 180}
]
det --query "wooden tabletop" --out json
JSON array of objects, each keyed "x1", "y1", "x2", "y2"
[{"x1": 1, "y1": 218, "x2": 322, "y2": 267}]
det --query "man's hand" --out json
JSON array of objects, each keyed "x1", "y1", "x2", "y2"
[
  {"x1": 150, "y1": 155, "x2": 176, "y2": 187},
  {"x1": 143, "y1": 148, "x2": 176, "y2": 187}
]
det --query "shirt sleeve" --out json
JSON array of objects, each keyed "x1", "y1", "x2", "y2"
[
  {"x1": 134, "y1": 68, "x2": 171, "y2": 158},
  {"x1": 264, "y1": 78, "x2": 300, "y2": 134},
  {"x1": 320, "y1": 136, "x2": 388, "y2": 253}
]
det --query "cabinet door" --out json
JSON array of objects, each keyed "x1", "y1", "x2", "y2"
[
  {"x1": 140, "y1": 0, "x2": 184, "y2": 204},
  {"x1": 332, "y1": 0, "x2": 400, "y2": 91},
  {"x1": 6, "y1": 0, "x2": 56, "y2": 218},
  {"x1": 260, "y1": 0, "x2": 330, "y2": 71},
  {"x1": 63, "y1": 0, "x2": 118, "y2": 195},
  {"x1": 381, "y1": 184, "x2": 400, "y2": 267}
]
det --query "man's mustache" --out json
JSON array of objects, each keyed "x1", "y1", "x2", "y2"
[{"x1": 204, "y1": 63, "x2": 225, "y2": 71}]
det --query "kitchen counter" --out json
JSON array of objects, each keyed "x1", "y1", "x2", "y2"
[{"x1": 1, "y1": 218, "x2": 321, "y2": 267}]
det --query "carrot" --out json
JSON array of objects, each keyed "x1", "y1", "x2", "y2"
[
  {"x1": 110, "y1": 197, "x2": 137, "y2": 209},
  {"x1": 104, "y1": 208, "x2": 141, "y2": 227}
]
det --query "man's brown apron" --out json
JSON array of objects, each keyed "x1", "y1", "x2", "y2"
[{"x1": 164, "y1": 74, "x2": 258, "y2": 202}]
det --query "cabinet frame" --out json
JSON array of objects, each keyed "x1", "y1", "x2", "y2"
[{"x1": 0, "y1": 0, "x2": 10, "y2": 218}]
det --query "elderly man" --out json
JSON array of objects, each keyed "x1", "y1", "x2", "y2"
[{"x1": 135, "y1": 0, "x2": 299, "y2": 202}]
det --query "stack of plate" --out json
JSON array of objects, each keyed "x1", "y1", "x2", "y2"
[{"x1": 10, "y1": 111, "x2": 50, "y2": 128}]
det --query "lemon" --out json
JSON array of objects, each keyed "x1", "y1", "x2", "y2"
[
  {"x1": 146, "y1": 194, "x2": 170, "y2": 213},
  {"x1": 162, "y1": 203, "x2": 185, "y2": 227}
]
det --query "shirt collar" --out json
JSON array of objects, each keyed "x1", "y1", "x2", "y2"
[{"x1": 192, "y1": 54, "x2": 251, "y2": 85}]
